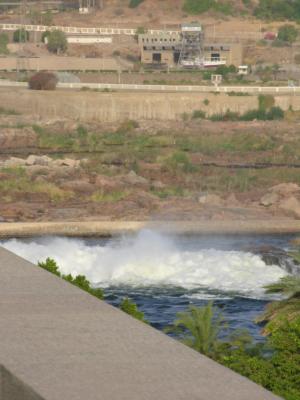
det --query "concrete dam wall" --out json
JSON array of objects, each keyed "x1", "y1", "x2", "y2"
[
  {"x1": 0, "y1": 246, "x2": 281, "y2": 400},
  {"x1": 1, "y1": 88, "x2": 300, "y2": 122}
]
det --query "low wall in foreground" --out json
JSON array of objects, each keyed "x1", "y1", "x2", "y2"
[
  {"x1": 1, "y1": 87, "x2": 300, "y2": 122},
  {"x1": 0, "y1": 246, "x2": 281, "y2": 400}
]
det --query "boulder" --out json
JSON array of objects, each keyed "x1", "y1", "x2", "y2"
[
  {"x1": 60, "y1": 158, "x2": 80, "y2": 168},
  {"x1": 198, "y1": 193, "x2": 223, "y2": 206},
  {"x1": 4, "y1": 157, "x2": 26, "y2": 168},
  {"x1": 260, "y1": 192, "x2": 279, "y2": 207},
  {"x1": 279, "y1": 196, "x2": 300, "y2": 219},
  {"x1": 123, "y1": 170, "x2": 148, "y2": 186},
  {"x1": 269, "y1": 183, "x2": 300, "y2": 195},
  {"x1": 49, "y1": 166, "x2": 75, "y2": 180},
  {"x1": 26, "y1": 165, "x2": 50, "y2": 178},
  {"x1": 26, "y1": 155, "x2": 52, "y2": 166},
  {"x1": 151, "y1": 180, "x2": 166, "y2": 190}
]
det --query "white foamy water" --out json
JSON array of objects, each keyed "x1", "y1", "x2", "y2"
[{"x1": 1, "y1": 230, "x2": 287, "y2": 298}]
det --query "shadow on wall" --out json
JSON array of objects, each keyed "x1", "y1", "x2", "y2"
[{"x1": 0, "y1": 364, "x2": 44, "y2": 400}]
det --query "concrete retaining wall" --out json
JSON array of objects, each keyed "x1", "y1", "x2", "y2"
[
  {"x1": 0, "y1": 56, "x2": 119, "y2": 71},
  {"x1": 0, "y1": 246, "x2": 281, "y2": 400},
  {"x1": 1, "y1": 88, "x2": 300, "y2": 122}
]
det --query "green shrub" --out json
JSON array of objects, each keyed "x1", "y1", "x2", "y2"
[
  {"x1": 183, "y1": 0, "x2": 215, "y2": 14},
  {"x1": 277, "y1": 24, "x2": 298, "y2": 43},
  {"x1": 215, "y1": 64, "x2": 237, "y2": 77},
  {"x1": 240, "y1": 109, "x2": 267, "y2": 121},
  {"x1": 165, "y1": 151, "x2": 196, "y2": 173},
  {"x1": 129, "y1": 0, "x2": 144, "y2": 8},
  {"x1": 38, "y1": 258, "x2": 61, "y2": 277},
  {"x1": 120, "y1": 298, "x2": 148, "y2": 322},
  {"x1": 266, "y1": 106, "x2": 284, "y2": 120},
  {"x1": 63, "y1": 274, "x2": 104, "y2": 299},
  {"x1": 183, "y1": 0, "x2": 233, "y2": 15},
  {"x1": 202, "y1": 70, "x2": 212, "y2": 80},
  {"x1": 47, "y1": 30, "x2": 68, "y2": 54},
  {"x1": 41, "y1": 30, "x2": 51, "y2": 43},
  {"x1": 210, "y1": 110, "x2": 240, "y2": 121},
  {"x1": 271, "y1": 39, "x2": 287, "y2": 47},
  {"x1": 13, "y1": 29, "x2": 29, "y2": 43},
  {"x1": 0, "y1": 33, "x2": 9, "y2": 55},
  {"x1": 136, "y1": 26, "x2": 147, "y2": 34},
  {"x1": 255, "y1": 0, "x2": 300, "y2": 21},
  {"x1": 222, "y1": 318, "x2": 300, "y2": 400},
  {"x1": 258, "y1": 94, "x2": 275, "y2": 111},
  {"x1": 192, "y1": 109, "x2": 206, "y2": 119},
  {"x1": 37, "y1": 258, "x2": 104, "y2": 299}
]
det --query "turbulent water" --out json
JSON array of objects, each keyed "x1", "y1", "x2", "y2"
[{"x1": 2, "y1": 230, "x2": 297, "y2": 340}]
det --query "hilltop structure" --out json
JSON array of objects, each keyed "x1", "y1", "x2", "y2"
[{"x1": 139, "y1": 22, "x2": 243, "y2": 69}]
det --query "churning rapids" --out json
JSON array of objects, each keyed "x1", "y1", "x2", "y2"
[{"x1": 2, "y1": 230, "x2": 299, "y2": 340}]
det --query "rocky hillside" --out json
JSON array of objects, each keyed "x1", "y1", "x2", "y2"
[{"x1": 1, "y1": 115, "x2": 300, "y2": 223}]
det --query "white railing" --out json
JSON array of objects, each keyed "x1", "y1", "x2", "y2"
[
  {"x1": 0, "y1": 80, "x2": 299, "y2": 94},
  {"x1": 0, "y1": 23, "x2": 180, "y2": 36}
]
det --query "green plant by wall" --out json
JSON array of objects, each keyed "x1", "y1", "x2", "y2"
[
  {"x1": 47, "y1": 30, "x2": 68, "y2": 54},
  {"x1": 0, "y1": 33, "x2": 9, "y2": 55},
  {"x1": 38, "y1": 258, "x2": 104, "y2": 299},
  {"x1": 120, "y1": 298, "x2": 148, "y2": 323},
  {"x1": 13, "y1": 29, "x2": 29, "y2": 43},
  {"x1": 278, "y1": 24, "x2": 298, "y2": 43},
  {"x1": 192, "y1": 109, "x2": 206, "y2": 119},
  {"x1": 258, "y1": 94, "x2": 275, "y2": 111}
]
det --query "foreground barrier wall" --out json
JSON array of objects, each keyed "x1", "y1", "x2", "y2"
[
  {"x1": 1, "y1": 88, "x2": 300, "y2": 122},
  {"x1": 0, "y1": 246, "x2": 281, "y2": 400}
]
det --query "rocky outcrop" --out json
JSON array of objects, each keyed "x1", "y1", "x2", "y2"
[
  {"x1": 279, "y1": 196, "x2": 300, "y2": 219},
  {"x1": 269, "y1": 183, "x2": 300, "y2": 195},
  {"x1": 260, "y1": 192, "x2": 279, "y2": 207},
  {"x1": 122, "y1": 171, "x2": 149, "y2": 186},
  {"x1": 198, "y1": 193, "x2": 223, "y2": 206},
  {"x1": 0, "y1": 127, "x2": 37, "y2": 150}
]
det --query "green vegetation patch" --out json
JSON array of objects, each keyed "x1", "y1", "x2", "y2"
[
  {"x1": 90, "y1": 190, "x2": 129, "y2": 203},
  {"x1": 0, "y1": 166, "x2": 73, "y2": 202},
  {"x1": 183, "y1": 0, "x2": 233, "y2": 15}
]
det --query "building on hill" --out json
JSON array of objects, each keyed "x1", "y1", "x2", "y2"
[{"x1": 138, "y1": 23, "x2": 243, "y2": 69}]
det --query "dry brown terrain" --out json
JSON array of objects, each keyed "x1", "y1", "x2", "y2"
[{"x1": 1, "y1": 110, "x2": 300, "y2": 224}]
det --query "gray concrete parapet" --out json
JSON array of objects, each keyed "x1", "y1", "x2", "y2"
[{"x1": 0, "y1": 246, "x2": 281, "y2": 400}]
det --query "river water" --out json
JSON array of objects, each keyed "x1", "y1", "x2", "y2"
[{"x1": 2, "y1": 230, "x2": 299, "y2": 341}]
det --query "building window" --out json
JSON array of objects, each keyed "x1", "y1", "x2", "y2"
[
  {"x1": 152, "y1": 53, "x2": 162, "y2": 63},
  {"x1": 211, "y1": 53, "x2": 220, "y2": 61}
]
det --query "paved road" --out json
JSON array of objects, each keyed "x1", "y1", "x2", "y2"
[{"x1": 0, "y1": 79, "x2": 299, "y2": 94}]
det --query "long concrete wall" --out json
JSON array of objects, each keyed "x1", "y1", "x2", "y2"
[
  {"x1": 0, "y1": 246, "x2": 281, "y2": 400},
  {"x1": 0, "y1": 56, "x2": 120, "y2": 71},
  {"x1": 1, "y1": 87, "x2": 300, "y2": 122}
]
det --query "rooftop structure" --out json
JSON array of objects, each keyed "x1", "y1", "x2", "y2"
[
  {"x1": 138, "y1": 25, "x2": 243, "y2": 69},
  {"x1": 178, "y1": 22, "x2": 205, "y2": 68}
]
